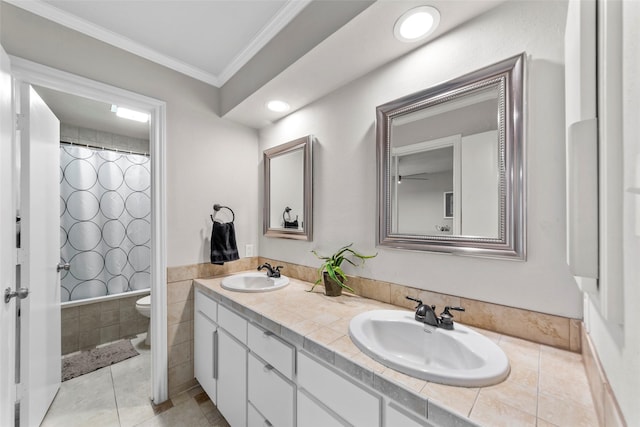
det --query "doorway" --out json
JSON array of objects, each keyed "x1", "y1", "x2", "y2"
[{"x1": 10, "y1": 56, "x2": 168, "y2": 415}]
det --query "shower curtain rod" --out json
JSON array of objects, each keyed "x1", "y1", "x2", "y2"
[{"x1": 60, "y1": 140, "x2": 150, "y2": 157}]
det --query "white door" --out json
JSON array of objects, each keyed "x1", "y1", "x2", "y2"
[
  {"x1": 18, "y1": 84, "x2": 61, "y2": 427},
  {"x1": 0, "y1": 44, "x2": 17, "y2": 427}
]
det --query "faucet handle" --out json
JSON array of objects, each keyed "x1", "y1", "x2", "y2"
[
  {"x1": 405, "y1": 296, "x2": 423, "y2": 309},
  {"x1": 443, "y1": 306, "x2": 465, "y2": 313}
]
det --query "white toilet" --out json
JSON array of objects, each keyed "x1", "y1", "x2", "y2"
[{"x1": 135, "y1": 295, "x2": 151, "y2": 345}]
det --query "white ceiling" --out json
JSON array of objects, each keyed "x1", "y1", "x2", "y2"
[
  {"x1": 6, "y1": 0, "x2": 505, "y2": 132},
  {"x1": 11, "y1": 0, "x2": 310, "y2": 87}
]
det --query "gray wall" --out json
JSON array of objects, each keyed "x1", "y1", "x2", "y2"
[
  {"x1": 258, "y1": 0, "x2": 582, "y2": 319},
  {"x1": 1, "y1": 3, "x2": 260, "y2": 268}
]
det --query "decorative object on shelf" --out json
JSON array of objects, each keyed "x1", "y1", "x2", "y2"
[{"x1": 310, "y1": 244, "x2": 377, "y2": 296}]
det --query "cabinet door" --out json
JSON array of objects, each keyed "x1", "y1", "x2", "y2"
[
  {"x1": 217, "y1": 329, "x2": 247, "y2": 427},
  {"x1": 194, "y1": 311, "x2": 217, "y2": 403}
]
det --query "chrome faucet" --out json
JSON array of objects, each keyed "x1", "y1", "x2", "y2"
[
  {"x1": 406, "y1": 296, "x2": 465, "y2": 329},
  {"x1": 257, "y1": 262, "x2": 283, "y2": 278}
]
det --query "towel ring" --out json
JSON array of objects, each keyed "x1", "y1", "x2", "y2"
[
  {"x1": 283, "y1": 206, "x2": 292, "y2": 222},
  {"x1": 211, "y1": 204, "x2": 235, "y2": 223}
]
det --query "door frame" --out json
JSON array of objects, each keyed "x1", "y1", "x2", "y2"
[{"x1": 10, "y1": 56, "x2": 168, "y2": 404}]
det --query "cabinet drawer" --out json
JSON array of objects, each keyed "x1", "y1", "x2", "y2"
[
  {"x1": 248, "y1": 353, "x2": 294, "y2": 427},
  {"x1": 195, "y1": 290, "x2": 217, "y2": 322},
  {"x1": 218, "y1": 305, "x2": 247, "y2": 344},
  {"x1": 248, "y1": 322, "x2": 295, "y2": 380},
  {"x1": 298, "y1": 352, "x2": 380, "y2": 427},
  {"x1": 248, "y1": 402, "x2": 269, "y2": 427},
  {"x1": 297, "y1": 390, "x2": 347, "y2": 427},
  {"x1": 386, "y1": 402, "x2": 433, "y2": 427}
]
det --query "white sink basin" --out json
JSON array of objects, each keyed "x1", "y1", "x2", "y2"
[
  {"x1": 221, "y1": 272, "x2": 289, "y2": 293},
  {"x1": 349, "y1": 310, "x2": 510, "y2": 387}
]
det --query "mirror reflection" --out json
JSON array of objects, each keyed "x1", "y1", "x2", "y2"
[
  {"x1": 269, "y1": 147, "x2": 304, "y2": 230},
  {"x1": 263, "y1": 135, "x2": 313, "y2": 240},
  {"x1": 390, "y1": 85, "x2": 500, "y2": 238},
  {"x1": 377, "y1": 53, "x2": 525, "y2": 259}
]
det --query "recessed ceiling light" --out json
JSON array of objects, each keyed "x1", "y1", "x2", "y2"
[
  {"x1": 111, "y1": 105, "x2": 149, "y2": 123},
  {"x1": 394, "y1": 6, "x2": 440, "y2": 42},
  {"x1": 266, "y1": 100, "x2": 290, "y2": 113}
]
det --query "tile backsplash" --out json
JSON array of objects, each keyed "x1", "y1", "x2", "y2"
[{"x1": 259, "y1": 257, "x2": 582, "y2": 352}]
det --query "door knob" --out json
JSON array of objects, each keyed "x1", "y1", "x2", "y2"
[
  {"x1": 57, "y1": 263, "x2": 70, "y2": 272},
  {"x1": 4, "y1": 287, "x2": 29, "y2": 303}
]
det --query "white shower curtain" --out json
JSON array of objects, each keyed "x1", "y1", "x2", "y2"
[{"x1": 59, "y1": 145, "x2": 151, "y2": 302}]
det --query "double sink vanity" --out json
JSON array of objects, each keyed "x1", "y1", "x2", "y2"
[{"x1": 194, "y1": 271, "x2": 529, "y2": 427}]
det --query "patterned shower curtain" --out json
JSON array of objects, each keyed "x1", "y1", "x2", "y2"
[{"x1": 59, "y1": 145, "x2": 151, "y2": 302}]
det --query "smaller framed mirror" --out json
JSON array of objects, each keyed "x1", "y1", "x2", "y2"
[{"x1": 263, "y1": 135, "x2": 313, "y2": 240}]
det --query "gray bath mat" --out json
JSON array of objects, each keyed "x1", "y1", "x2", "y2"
[{"x1": 62, "y1": 340, "x2": 139, "y2": 381}]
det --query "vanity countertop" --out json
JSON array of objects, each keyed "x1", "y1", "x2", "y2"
[{"x1": 194, "y1": 273, "x2": 598, "y2": 427}]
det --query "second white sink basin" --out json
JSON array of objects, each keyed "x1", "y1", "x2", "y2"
[
  {"x1": 221, "y1": 272, "x2": 289, "y2": 293},
  {"x1": 349, "y1": 310, "x2": 510, "y2": 387}
]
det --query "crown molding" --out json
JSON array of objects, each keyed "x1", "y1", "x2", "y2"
[
  {"x1": 5, "y1": 0, "x2": 308, "y2": 88},
  {"x1": 217, "y1": 0, "x2": 312, "y2": 86}
]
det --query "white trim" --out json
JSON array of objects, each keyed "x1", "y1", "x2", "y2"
[
  {"x1": 6, "y1": 0, "x2": 311, "y2": 88},
  {"x1": 61, "y1": 289, "x2": 150, "y2": 309},
  {"x1": 391, "y1": 134, "x2": 461, "y2": 156},
  {"x1": 5, "y1": 0, "x2": 220, "y2": 87},
  {"x1": 217, "y1": 0, "x2": 312, "y2": 85},
  {"x1": 9, "y1": 56, "x2": 169, "y2": 403}
]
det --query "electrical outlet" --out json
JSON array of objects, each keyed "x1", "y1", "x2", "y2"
[{"x1": 245, "y1": 244, "x2": 254, "y2": 257}]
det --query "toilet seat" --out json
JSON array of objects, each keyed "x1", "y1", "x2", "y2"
[
  {"x1": 136, "y1": 295, "x2": 151, "y2": 307},
  {"x1": 135, "y1": 295, "x2": 152, "y2": 345},
  {"x1": 136, "y1": 295, "x2": 151, "y2": 318}
]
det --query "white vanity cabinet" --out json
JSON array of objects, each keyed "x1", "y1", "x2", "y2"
[
  {"x1": 193, "y1": 286, "x2": 437, "y2": 427},
  {"x1": 194, "y1": 291, "x2": 218, "y2": 403}
]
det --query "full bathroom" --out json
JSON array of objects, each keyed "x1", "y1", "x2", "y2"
[
  {"x1": 54, "y1": 104, "x2": 153, "y2": 351},
  {"x1": 0, "y1": 0, "x2": 638, "y2": 427}
]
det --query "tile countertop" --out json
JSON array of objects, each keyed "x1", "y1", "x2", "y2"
[{"x1": 194, "y1": 273, "x2": 599, "y2": 427}]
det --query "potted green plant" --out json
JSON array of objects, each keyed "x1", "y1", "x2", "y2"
[{"x1": 310, "y1": 243, "x2": 377, "y2": 296}]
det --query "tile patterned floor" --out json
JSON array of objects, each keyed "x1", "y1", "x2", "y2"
[{"x1": 41, "y1": 333, "x2": 229, "y2": 427}]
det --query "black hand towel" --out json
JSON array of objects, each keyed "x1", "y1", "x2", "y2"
[{"x1": 210, "y1": 221, "x2": 239, "y2": 265}]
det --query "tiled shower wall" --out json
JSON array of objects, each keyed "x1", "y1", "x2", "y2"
[
  {"x1": 61, "y1": 294, "x2": 149, "y2": 355},
  {"x1": 60, "y1": 123, "x2": 149, "y2": 153}
]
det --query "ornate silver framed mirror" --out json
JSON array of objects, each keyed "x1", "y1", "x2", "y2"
[
  {"x1": 263, "y1": 135, "x2": 313, "y2": 240},
  {"x1": 376, "y1": 53, "x2": 525, "y2": 259}
]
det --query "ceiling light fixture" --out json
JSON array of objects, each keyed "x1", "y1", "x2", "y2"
[
  {"x1": 111, "y1": 104, "x2": 149, "y2": 123},
  {"x1": 266, "y1": 100, "x2": 290, "y2": 113},
  {"x1": 394, "y1": 6, "x2": 440, "y2": 42}
]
